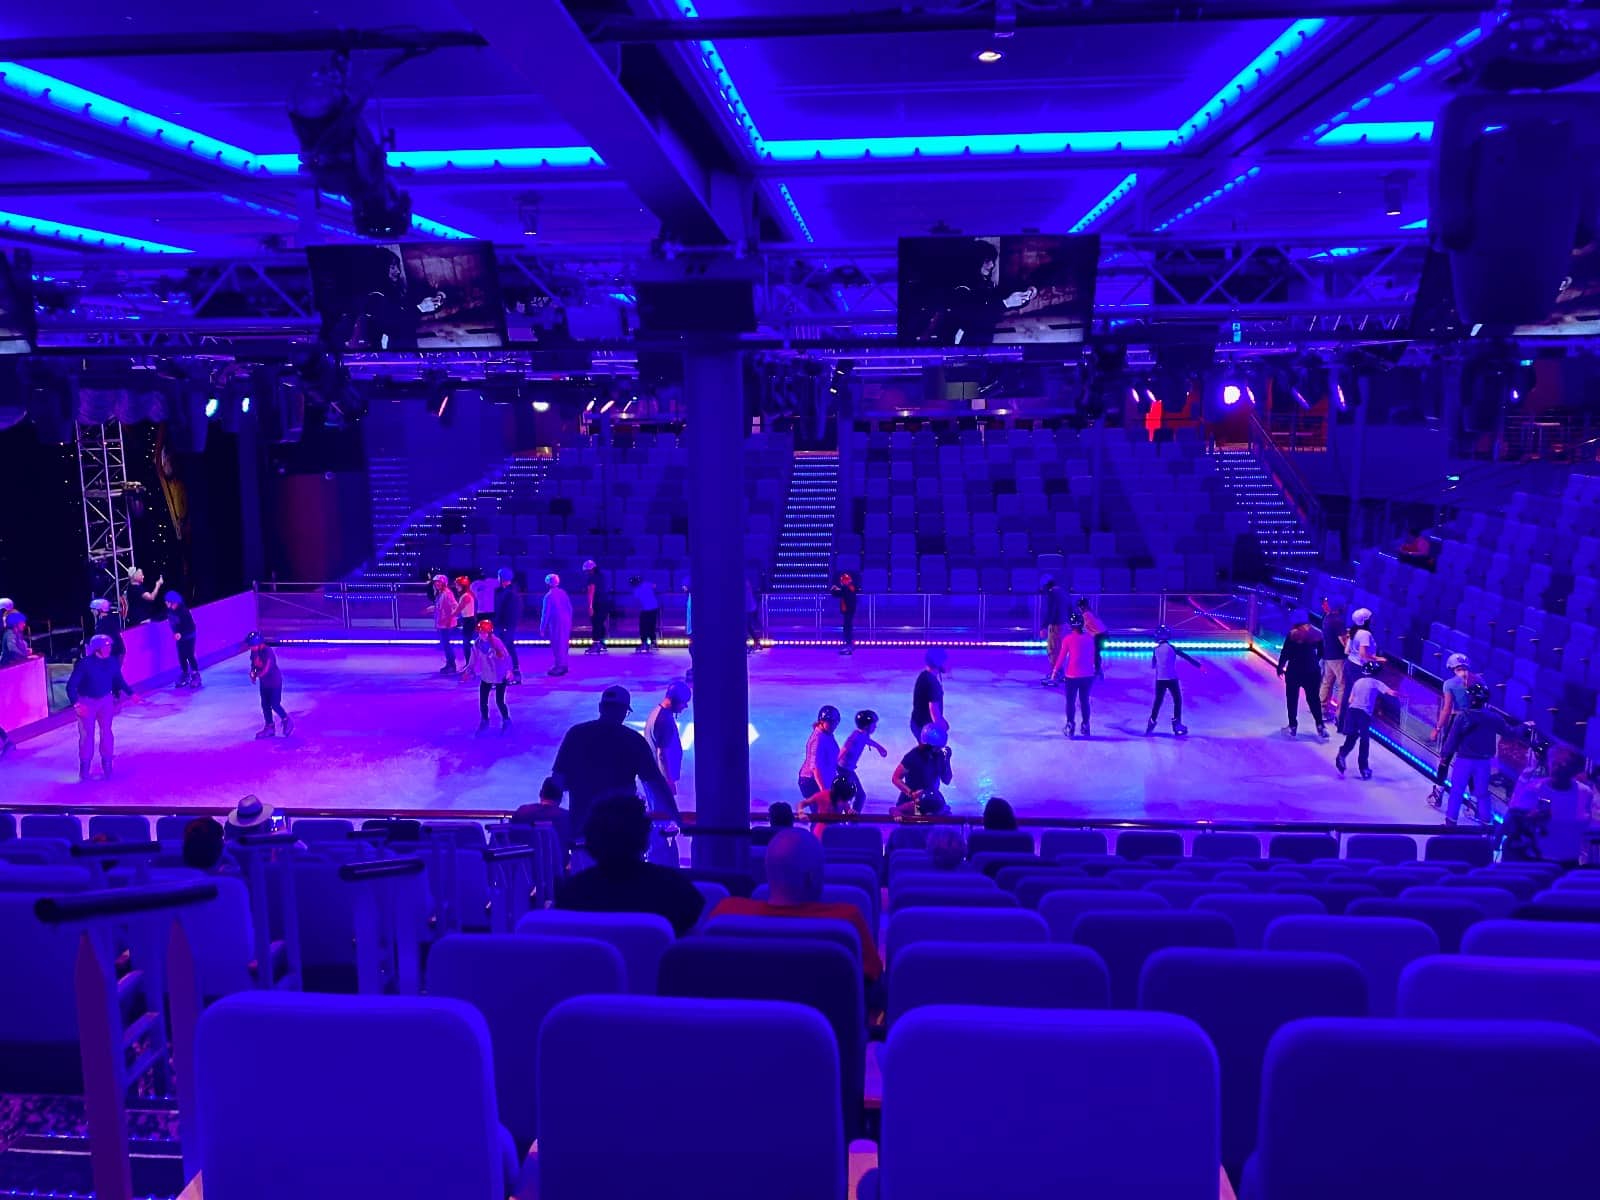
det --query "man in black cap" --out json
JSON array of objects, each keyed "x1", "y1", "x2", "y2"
[{"x1": 552, "y1": 684, "x2": 676, "y2": 838}]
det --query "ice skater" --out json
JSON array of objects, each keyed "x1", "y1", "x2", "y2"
[
  {"x1": 584, "y1": 560, "x2": 610, "y2": 654},
  {"x1": 649, "y1": 680, "x2": 692, "y2": 800},
  {"x1": 540, "y1": 573, "x2": 572, "y2": 676},
  {"x1": 246, "y1": 631, "x2": 294, "y2": 738},
  {"x1": 66, "y1": 634, "x2": 134, "y2": 781},
  {"x1": 798, "y1": 705, "x2": 843, "y2": 814},
  {"x1": 493, "y1": 568, "x2": 523, "y2": 684},
  {"x1": 1337, "y1": 606, "x2": 1380, "y2": 731},
  {"x1": 630, "y1": 575, "x2": 660, "y2": 653},
  {"x1": 910, "y1": 647, "x2": 949, "y2": 743},
  {"x1": 165, "y1": 592, "x2": 201, "y2": 687},
  {"x1": 892, "y1": 725, "x2": 953, "y2": 817},
  {"x1": 453, "y1": 575, "x2": 478, "y2": 669},
  {"x1": 1318, "y1": 597, "x2": 1347, "y2": 722},
  {"x1": 1276, "y1": 612, "x2": 1326, "y2": 738},
  {"x1": 125, "y1": 568, "x2": 164, "y2": 624},
  {"x1": 469, "y1": 618, "x2": 512, "y2": 733},
  {"x1": 1335, "y1": 660, "x2": 1396, "y2": 781},
  {"x1": 1055, "y1": 607, "x2": 1105, "y2": 738},
  {"x1": 2, "y1": 608, "x2": 32, "y2": 666},
  {"x1": 1437, "y1": 682, "x2": 1519, "y2": 825},
  {"x1": 1148, "y1": 626, "x2": 1199, "y2": 736},
  {"x1": 829, "y1": 572, "x2": 860, "y2": 655},
  {"x1": 89, "y1": 598, "x2": 125, "y2": 666},
  {"x1": 1039, "y1": 576, "x2": 1067, "y2": 686},
  {"x1": 838, "y1": 709, "x2": 888, "y2": 812},
  {"x1": 427, "y1": 574, "x2": 459, "y2": 673}
]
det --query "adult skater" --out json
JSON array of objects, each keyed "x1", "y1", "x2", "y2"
[
  {"x1": 1429, "y1": 653, "x2": 1477, "y2": 803},
  {"x1": 829, "y1": 572, "x2": 860, "y2": 655},
  {"x1": 798, "y1": 705, "x2": 843, "y2": 813},
  {"x1": 649, "y1": 680, "x2": 692, "y2": 799},
  {"x1": 493, "y1": 568, "x2": 523, "y2": 684},
  {"x1": 243, "y1": 631, "x2": 293, "y2": 739},
  {"x1": 2, "y1": 609, "x2": 32, "y2": 666},
  {"x1": 1039, "y1": 577, "x2": 1067, "y2": 686},
  {"x1": 1335, "y1": 660, "x2": 1396, "y2": 781},
  {"x1": 838, "y1": 709, "x2": 888, "y2": 812},
  {"x1": 89, "y1": 598, "x2": 125, "y2": 666},
  {"x1": 453, "y1": 576, "x2": 478, "y2": 668},
  {"x1": 1276, "y1": 612, "x2": 1326, "y2": 738},
  {"x1": 1055, "y1": 607, "x2": 1105, "y2": 739},
  {"x1": 1437, "y1": 682, "x2": 1518, "y2": 825},
  {"x1": 540, "y1": 574, "x2": 573, "y2": 676},
  {"x1": 910, "y1": 647, "x2": 949, "y2": 742},
  {"x1": 1318, "y1": 597, "x2": 1347, "y2": 721},
  {"x1": 892, "y1": 725, "x2": 953, "y2": 817},
  {"x1": 166, "y1": 591, "x2": 201, "y2": 687},
  {"x1": 630, "y1": 575, "x2": 660, "y2": 653},
  {"x1": 583, "y1": 560, "x2": 610, "y2": 654},
  {"x1": 468, "y1": 618, "x2": 513, "y2": 733},
  {"x1": 1148, "y1": 625, "x2": 1199, "y2": 736},
  {"x1": 427, "y1": 574, "x2": 459, "y2": 674},
  {"x1": 551, "y1": 685, "x2": 675, "y2": 837},
  {"x1": 66, "y1": 634, "x2": 134, "y2": 781},
  {"x1": 1337, "y1": 606, "x2": 1380, "y2": 730},
  {"x1": 125, "y1": 568, "x2": 164, "y2": 624}
]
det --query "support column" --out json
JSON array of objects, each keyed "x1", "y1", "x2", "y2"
[{"x1": 684, "y1": 349, "x2": 751, "y2": 870}]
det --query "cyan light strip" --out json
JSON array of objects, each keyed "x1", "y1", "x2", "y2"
[
  {"x1": 1175, "y1": 19, "x2": 1327, "y2": 144},
  {"x1": 255, "y1": 147, "x2": 606, "y2": 174},
  {"x1": 1153, "y1": 165, "x2": 1262, "y2": 233},
  {"x1": 1306, "y1": 23, "x2": 1488, "y2": 142},
  {"x1": 759, "y1": 130, "x2": 1175, "y2": 161},
  {"x1": 1315, "y1": 121, "x2": 1434, "y2": 146},
  {"x1": 0, "y1": 207, "x2": 192, "y2": 253},
  {"x1": 1070, "y1": 172, "x2": 1139, "y2": 234}
]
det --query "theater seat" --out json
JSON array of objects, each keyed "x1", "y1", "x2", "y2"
[
  {"x1": 1071, "y1": 911, "x2": 1235, "y2": 1007},
  {"x1": 1193, "y1": 893, "x2": 1326, "y2": 950},
  {"x1": 887, "y1": 942, "x2": 1110, "y2": 1024},
  {"x1": 1263, "y1": 915, "x2": 1439, "y2": 1017},
  {"x1": 1398, "y1": 955, "x2": 1600, "y2": 1036},
  {"x1": 887, "y1": 907, "x2": 1047, "y2": 963},
  {"x1": 1459, "y1": 918, "x2": 1600, "y2": 960},
  {"x1": 515, "y1": 910, "x2": 673, "y2": 993}
]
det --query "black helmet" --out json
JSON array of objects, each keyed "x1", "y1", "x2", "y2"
[
  {"x1": 817, "y1": 705, "x2": 841, "y2": 726},
  {"x1": 1466, "y1": 682, "x2": 1491, "y2": 708},
  {"x1": 1068, "y1": 610, "x2": 1085, "y2": 631},
  {"x1": 855, "y1": 709, "x2": 878, "y2": 730},
  {"x1": 246, "y1": 630, "x2": 266, "y2": 646},
  {"x1": 829, "y1": 773, "x2": 858, "y2": 803},
  {"x1": 1362, "y1": 660, "x2": 1383, "y2": 676}
]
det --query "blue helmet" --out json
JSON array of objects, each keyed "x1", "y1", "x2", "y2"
[{"x1": 165, "y1": 592, "x2": 184, "y2": 607}]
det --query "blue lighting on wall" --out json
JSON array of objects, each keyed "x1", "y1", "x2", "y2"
[
  {"x1": 1070, "y1": 173, "x2": 1138, "y2": 234},
  {"x1": 0, "y1": 208, "x2": 193, "y2": 254},
  {"x1": 1175, "y1": 19, "x2": 1327, "y2": 144},
  {"x1": 1315, "y1": 121, "x2": 1434, "y2": 146},
  {"x1": 1305, "y1": 23, "x2": 1490, "y2": 143},
  {"x1": 1153, "y1": 166, "x2": 1262, "y2": 233}
]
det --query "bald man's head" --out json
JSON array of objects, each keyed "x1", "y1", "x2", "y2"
[{"x1": 764, "y1": 829, "x2": 825, "y2": 907}]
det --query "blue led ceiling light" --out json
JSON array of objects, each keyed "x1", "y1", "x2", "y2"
[
  {"x1": 1315, "y1": 121, "x2": 1434, "y2": 146},
  {"x1": 761, "y1": 130, "x2": 1175, "y2": 162},
  {"x1": 1153, "y1": 166, "x2": 1262, "y2": 233},
  {"x1": 1070, "y1": 173, "x2": 1138, "y2": 234},
  {"x1": 1175, "y1": 19, "x2": 1327, "y2": 144},
  {"x1": 255, "y1": 147, "x2": 605, "y2": 174},
  {"x1": 0, "y1": 208, "x2": 192, "y2": 253},
  {"x1": 1306, "y1": 24, "x2": 1489, "y2": 143}
]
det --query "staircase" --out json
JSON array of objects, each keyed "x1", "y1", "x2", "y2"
[
  {"x1": 770, "y1": 451, "x2": 840, "y2": 592},
  {"x1": 366, "y1": 456, "x2": 414, "y2": 552},
  {"x1": 356, "y1": 457, "x2": 551, "y2": 584},
  {"x1": 1213, "y1": 448, "x2": 1321, "y2": 595}
]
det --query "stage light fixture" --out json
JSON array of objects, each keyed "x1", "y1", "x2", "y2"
[
  {"x1": 241, "y1": 396, "x2": 251, "y2": 414},
  {"x1": 975, "y1": 48, "x2": 1004, "y2": 64},
  {"x1": 204, "y1": 397, "x2": 219, "y2": 419},
  {"x1": 531, "y1": 400, "x2": 551, "y2": 413},
  {"x1": 1222, "y1": 384, "x2": 1243, "y2": 407}
]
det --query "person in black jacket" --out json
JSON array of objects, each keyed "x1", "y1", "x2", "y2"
[
  {"x1": 493, "y1": 568, "x2": 524, "y2": 684},
  {"x1": 166, "y1": 592, "x2": 200, "y2": 688},
  {"x1": 1039, "y1": 577, "x2": 1067, "y2": 686},
  {"x1": 1277, "y1": 612, "x2": 1326, "y2": 738},
  {"x1": 829, "y1": 572, "x2": 860, "y2": 655},
  {"x1": 89, "y1": 598, "x2": 125, "y2": 666},
  {"x1": 67, "y1": 635, "x2": 135, "y2": 781}
]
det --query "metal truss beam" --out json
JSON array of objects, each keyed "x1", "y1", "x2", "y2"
[{"x1": 75, "y1": 422, "x2": 136, "y2": 610}]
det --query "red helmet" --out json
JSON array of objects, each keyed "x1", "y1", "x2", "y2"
[
  {"x1": 476, "y1": 618, "x2": 494, "y2": 633},
  {"x1": 454, "y1": 575, "x2": 471, "y2": 588}
]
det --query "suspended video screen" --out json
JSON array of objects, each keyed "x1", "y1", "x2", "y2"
[
  {"x1": 0, "y1": 250, "x2": 36, "y2": 355},
  {"x1": 1411, "y1": 241, "x2": 1600, "y2": 340},
  {"x1": 307, "y1": 240, "x2": 507, "y2": 350},
  {"x1": 898, "y1": 234, "x2": 1099, "y2": 347}
]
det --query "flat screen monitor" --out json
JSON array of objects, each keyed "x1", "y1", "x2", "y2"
[
  {"x1": 0, "y1": 250, "x2": 36, "y2": 355},
  {"x1": 898, "y1": 234, "x2": 1099, "y2": 347},
  {"x1": 1513, "y1": 239, "x2": 1600, "y2": 337},
  {"x1": 307, "y1": 240, "x2": 507, "y2": 350}
]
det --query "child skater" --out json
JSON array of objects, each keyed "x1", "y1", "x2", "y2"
[
  {"x1": 1147, "y1": 626, "x2": 1198, "y2": 736},
  {"x1": 837, "y1": 709, "x2": 889, "y2": 812},
  {"x1": 797, "y1": 705, "x2": 842, "y2": 814},
  {"x1": 247, "y1": 631, "x2": 293, "y2": 739},
  {"x1": 468, "y1": 618, "x2": 512, "y2": 733}
]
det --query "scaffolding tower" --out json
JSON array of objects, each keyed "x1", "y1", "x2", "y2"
[{"x1": 76, "y1": 422, "x2": 137, "y2": 612}]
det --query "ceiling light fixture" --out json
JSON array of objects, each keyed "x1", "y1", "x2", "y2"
[{"x1": 975, "y1": 48, "x2": 1004, "y2": 64}]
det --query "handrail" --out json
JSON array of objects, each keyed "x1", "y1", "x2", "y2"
[
  {"x1": 69, "y1": 841, "x2": 162, "y2": 859},
  {"x1": 1247, "y1": 409, "x2": 1325, "y2": 541},
  {"x1": 34, "y1": 881, "x2": 219, "y2": 923},
  {"x1": 338, "y1": 857, "x2": 427, "y2": 882},
  {"x1": 483, "y1": 845, "x2": 538, "y2": 863}
]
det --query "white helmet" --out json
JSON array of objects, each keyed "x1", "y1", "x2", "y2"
[
  {"x1": 1351, "y1": 607, "x2": 1373, "y2": 626},
  {"x1": 545, "y1": 573, "x2": 560, "y2": 587},
  {"x1": 432, "y1": 574, "x2": 448, "y2": 587},
  {"x1": 582, "y1": 559, "x2": 597, "y2": 572},
  {"x1": 89, "y1": 598, "x2": 112, "y2": 614},
  {"x1": 0, "y1": 598, "x2": 12, "y2": 612},
  {"x1": 1445, "y1": 653, "x2": 1471, "y2": 672}
]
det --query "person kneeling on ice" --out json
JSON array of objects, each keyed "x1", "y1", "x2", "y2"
[
  {"x1": 893, "y1": 724, "x2": 954, "y2": 817},
  {"x1": 1148, "y1": 626, "x2": 1199, "y2": 736},
  {"x1": 469, "y1": 618, "x2": 513, "y2": 733},
  {"x1": 1336, "y1": 660, "x2": 1396, "y2": 781},
  {"x1": 247, "y1": 631, "x2": 293, "y2": 738}
]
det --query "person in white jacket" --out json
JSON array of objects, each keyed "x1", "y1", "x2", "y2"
[
  {"x1": 469, "y1": 618, "x2": 512, "y2": 732},
  {"x1": 540, "y1": 574, "x2": 573, "y2": 677}
]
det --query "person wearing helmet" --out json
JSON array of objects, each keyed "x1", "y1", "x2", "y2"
[
  {"x1": 1318, "y1": 597, "x2": 1347, "y2": 722},
  {"x1": 1275, "y1": 612, "x2": 1325, "y2": 740},
  {"x1": 1, "y1": 609, "x2": 33, "y2": 667},
  {"x1": 583, "y1": 560, "x2": 610, "y2": 655},
  {"x1": 798, "y1": 705, "x2": 843, "y2": 813},
  {"x1": 838, "y1": 710, "x2": 888, "y2": 812},
  {"x1": 649, "y1": 680, "x2": 693, "y2": 798},
  {"x1": 426, "y1": 574, "x2": 460, "y2": 674},
  {"x1": 1053, "y1": 604, "x2": 1106, "y2": 739},
  {"x1": 468, "y1": 617, "x2": 513, "y2": 732},
  {"x1": 1438, "y1": 680, "x2": 1518, "y2": 824},
  {"x1": 1152, "y1": 625, "x2": 1201, "y2": 737},
  {"x1": 892, "y1": 723, "x2": 953, "y2": 817},
  {"x1": 1337, "y1": 606, "x2": 1380, "y2": 731},
  {"x1": 1429, "y1": 652, "x2": 1478, "y2": 803},
  {"x1": 246, "y1": 631, "x2": 294, "y2": 739},
  {"x1": 829, "y1": 571, "x2": 860, "y2": 655},
  {"x1": 911, "y1": 647, "x2": 950, "y2": 743},
  {"x1": 1038, "y1": 577, "x2": 1067, "y2": 687},
  {"x1": 89, "y1": 597, "x2": 126, "y2": 664},
  {"x1": 1335, "y1": 660, "x2": 1397, "y2": 781},
  {"x1": 540, "y1": 573, "x2": 573, "y2": 676},
  {"x1": 630, "y1": 574, "x2": 660, "y2": 652},
  {"x1": 492, "y1": 568, "x2": 524, "y2": 684},
  {"x1": 166, "y1": 592, "x2": 201, "y2": 688},
  {"x1": 66, "y1": 633, "x2": 135, "y2": 781},
  {"x1": 453, "y1": 576, "x2": 478, "y2": 671}
]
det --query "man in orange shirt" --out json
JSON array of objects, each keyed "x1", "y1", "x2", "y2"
[{"x1": 710, "y1": 829, "x2": 881, "y2": 981}]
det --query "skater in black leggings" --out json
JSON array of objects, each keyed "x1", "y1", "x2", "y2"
[
  {"x1": 247, "y1": 632, "x2": 293, "y2": 738},
  {"x1": 1276, "y1": 614, "x2": 1327, "y2": 738},
  {"x1": 165, "y1": 592, "x2": 201, "y2": 688},
  {"x1": 468, "y1": 619, "x2": 512, "y2": 732}
]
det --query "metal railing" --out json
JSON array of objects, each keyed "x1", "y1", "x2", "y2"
[{"x1": 1246, "y1": 409, "x2": 1326, "y2": 549}]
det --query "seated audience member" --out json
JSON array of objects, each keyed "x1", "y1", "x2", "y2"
[
  {"x1": 224, "y1": 795, "x2": 277, "y2": 841},
  {"x1": 925, "y1": 826, "x2": 966, "y2": 870},
  {"x1": 982, "y1": 797, "x2": 1018, "y2": 831},
  {"x1": 555, "y1": 791, "x2": 704, "y2": 936},
  {"x1": 182, "y1": 817, "x2": 227, "y2": 871},
  {"x1": 1508, "y1": 749, "x2": 1599, "y2": 867},
  {"x1": 710, "y1": 829, "x2": 881, "y2": 980},
  {"x1": 1398, "y1": 527, "x2": 1434, "y2": 567},
  {"x1": 769, "y1": 801, "x2": 796, "y2": 829},
  {"x1": 511, "y1": 776, "x2": 573, "y2": 855}
]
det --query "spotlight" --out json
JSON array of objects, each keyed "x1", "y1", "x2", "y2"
[
  {"x1": 204, "y1": 397, "x2": 219, "y2": 419},
  {"x1": 531, "y1": 400, "x2": 551, "y2": 413},
  {"x1": 975, "y1": 48, "x2": 1004, "y2": 64},
  {"x1": 241, "y1": 396, "x2": 251, "y2": 414},
  {"x1": 1222, "y1": 384, "x2": 1243, "y2": 407}
]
